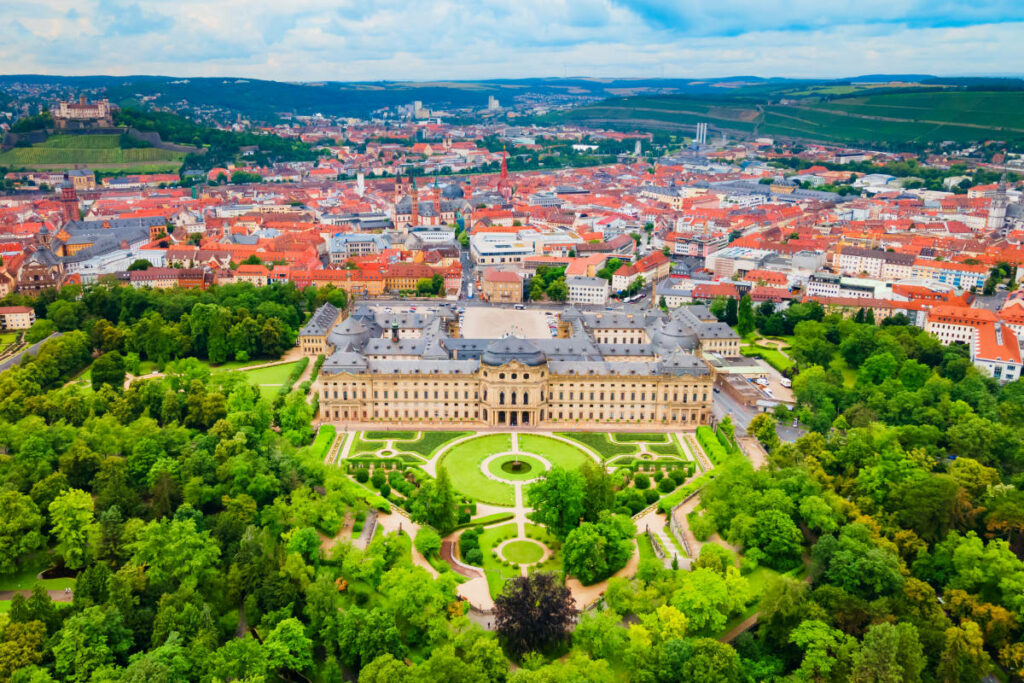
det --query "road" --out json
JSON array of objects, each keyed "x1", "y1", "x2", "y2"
[{"x1": 712, "y1": 388, "x2": 805, "y2": 443}]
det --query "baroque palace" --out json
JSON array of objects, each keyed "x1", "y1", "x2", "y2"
[{"x1": 302, "y1": 302, "x2": 738, "y2": 430}]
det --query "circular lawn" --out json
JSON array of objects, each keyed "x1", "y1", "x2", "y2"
[
  {"x1": 502, "y1": 539, "x2": 545, "y2": 565},
  {"x1": 487, "y1": 453, "x2": 547, "y2": 481}
]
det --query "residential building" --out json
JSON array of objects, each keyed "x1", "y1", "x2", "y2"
[
  {"x1": 481, "y1": 269, "x2": 523, "y2": 303},
  {"x1": 567, "y1": 276, "x2": 609, "y2": 306},
  {"x1": 0, "y1": 306, "x2": 35, "y2": 330}
]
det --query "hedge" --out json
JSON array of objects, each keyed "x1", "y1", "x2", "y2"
[
  {"x1": 696, "y1": 426, "x2": 728, "y2": 465},
  {"x1": 656, "y1": 468, "x2": 721, "y2": 514},
  {"x1": 278, "y1": 356, "x2": 309, "y2": 396},
  {"x1": 715, "y1": 426, "x2": 741, "y2": 456}
]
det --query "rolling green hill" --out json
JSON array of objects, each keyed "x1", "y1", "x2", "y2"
[
  {"x1": 551, "y1": 89, "x2": 1024, "y2": 145},
  {"x1": 0, "y1": 134, "x2": 184, "y2": 170}
]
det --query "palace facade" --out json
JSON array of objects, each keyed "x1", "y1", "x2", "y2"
[{"x1": 306, "y1": 303, "x2": 738, "y2": 430}]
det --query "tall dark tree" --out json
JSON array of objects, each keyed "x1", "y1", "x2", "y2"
[
  {"x1": 724, "y1": 297, "x2": 739, "y2": 327},
  {"x1": 91, "y1": 351, "x2": 126, "y2": 392},
  {"x1": 494, "y1": 573, "x2": 577, "y2": 657},
  {"x1": 737, "y1": 294, "x2": 755, "y2": 336}
]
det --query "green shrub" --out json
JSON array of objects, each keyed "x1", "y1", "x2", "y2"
[
  {"x1": 355, "y1": 468, "x2": 369, "y2": 483},
  {"x1": 669, "y1": 468, "x2": 688, "y2": 485},
  {"x1": 658, "y1": 477, "x2": 675, "y2": 493},
  {"x1": 653, "y1": 470, "x2": 665, "y2": 482},
  {"x1": 414, "y1": 527, "x2": 442, "y2": 558},
  {"x1": 379, "y1": 484, "x2": 391, "y2": 498},
  {"x1": 696, "y1": 426, "x2": 728, "y2": 464},
  {"x1": 689, "y1": 513, "x2": 716, "y2": 542},
  {"x1": 634, "y1": 473, "x2": 650, "y2": 489},
  {"x1": 644, "y1": 489, "x2": 659, "y2": 505},
  {"x1": 370, "y1": 469, "x2": 386, "y2": 488}
]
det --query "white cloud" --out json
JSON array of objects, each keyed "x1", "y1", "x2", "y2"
[{"x1": 0, "y1": 1, "x2": 1020, "y2": 80}]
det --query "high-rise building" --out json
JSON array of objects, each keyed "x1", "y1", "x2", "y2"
[{"x1": 487, "y1": 95, "x2": 500, "y2": 110}]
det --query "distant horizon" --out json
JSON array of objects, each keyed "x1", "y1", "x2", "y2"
[
  {"x1": 3, "y1": 72, "x2": 1024, "y2": 85},
  {"x1": 2, "y1": 2, "x2": 1021, "y2": 82}
]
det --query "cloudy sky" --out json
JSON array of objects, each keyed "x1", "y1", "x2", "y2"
[{"x1": 1, "y1": 1, "x2": 1022, "y2": 81}]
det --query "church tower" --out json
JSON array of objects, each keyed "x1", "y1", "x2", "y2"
[
  {"x1": 989, "y1": 174, "x2": 1009, "y2": 231},
  {"x1": 59, "y1": 182, "x2": 78, "y2": 225},
  {"x1": 498, "y1": 148, "x2": 512, "y2": 202},
  {"x1": 410, "y1": 178, "x2": 419, "y2": 228}
]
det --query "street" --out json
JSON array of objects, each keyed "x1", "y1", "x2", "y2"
[{"x1": 712, "y1": 387, "x2": 805, "y2": 443}]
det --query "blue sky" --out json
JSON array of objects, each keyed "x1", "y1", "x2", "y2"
[{"x1": 1, "y1": 1, "x2": 1021, "y2": 80}]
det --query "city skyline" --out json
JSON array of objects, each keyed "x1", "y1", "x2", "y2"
[{"x1": 2, "y1": 1, "x2": 1023, "y2": 81}]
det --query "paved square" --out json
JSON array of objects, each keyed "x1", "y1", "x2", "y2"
[{"x1": 460, "y1": 307, "x2": 552, "y2": 339}]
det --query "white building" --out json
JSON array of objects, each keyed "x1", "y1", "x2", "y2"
[
  {"x1": 567, "y1": 276, "x2": 610, "y2": 306},
  {"x1": 972, "y1": 322, "x2": 1022, "y2": 382}
]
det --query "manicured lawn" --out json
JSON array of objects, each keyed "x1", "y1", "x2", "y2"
[
  {"x1": 439, "y1": 434, "x2": 515, "y2": 505},
  {"x1": 519, "y1": 434, "x2": 595, "y2": 470},
  {"x1": 487, "y1": 454, "x2": 547, "y2": 481},
  {"x1": 0, "y1": 556, "x2": 76, "y2": 592},
  {"x1": 740, "y1": 345, "x2": 795, "y2": 373},
  {"x1": 613, "y1": 432, "x2": 669, "y2": 443},
  {"x1": 479, "y1": 523, "x2": 521, "y2": 597},
  {"x1": 308, "y1": 425, "x2": 337, "y2": 461},
  {"x1": 502, "y1": 539, "x2": 545, "y2": 564},
  {"x1": 636, "y1": 533, "x2": 657, "y2": 564},
  {"x1": 525, "y1": 524, "x2": 563, "y2": 575},
  {"x1": 404, "y1": 431, "x2": 471, "y2": 457},
  {"x1": 467, "y1": 512, "x2": 515, "y2": 527},
  {"x1": 224, "y1": 361, "x2": 304, "y2": 386},
  {"x1": 648, "y1": 442, "x2": 684, "y2": 456},
  {"x1": 555, "y1": 432, "x2": 638, "y2": 459},
  {"x1": 830, "y1": 356, "x2": 858, "y2": 388},
  {"x1": 364, "y1": 430, "x2": 416, "y2": 441}
]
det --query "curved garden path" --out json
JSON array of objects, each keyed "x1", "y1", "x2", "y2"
[{"x1": 335, "y1": 429, "x2": 703, "y2": 617}]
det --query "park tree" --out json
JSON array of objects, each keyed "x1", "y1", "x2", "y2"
[
  {"x1": 0, "y1": 619, "x2": 47, "y2": 680},
  {"x1": 573, "y1": 609, "x2": 626, "y2": 660},
  {"x1": 91, "y1": 351, "x2": 126, "y2": 392},
  {"x1": 737, "y1": 294, "x2": 755, "y2": 336},
  {"x1": 749, "y1": 413, "x2": 780, "y2": 452},
  {"x1": 495, "y1": 573, "x2": 578, "y2": 657},
  {"x1": 850, "y1": 622, "x2": 926, "y2": 683},
  {"x1": 264, "y1": 617, "x2": 314, "y2": 674},
  {"x1": 671, "y1": 567, "x2": 748, "y2": 634},
  {"x1": 48, "y1": 488, "x2": 97, "y2": 570},
  {"x1": 546, "y1": 277, "x2": 568, "y2": 302},
  {"x1": 529, "y1": 466, "x2": 586, "y2": 539},
  {"x1": 0, "y1": 491, "x2": 45, "y2": 573},
  {"x1": 724, "y1": 297, "x2": 739, "y2": 326},
  {"x1": 579, "y1": 460, "x2": 615, "y2": 522},
  {"x1": 789, "y1": 619, "x2": 857, "y2": 682},
  {"x1": 410, "y1": 466, "x2": 459, "y2": 534},
  {"x1": 938, "y1": 620, "x2": 992, "y2": 683},
  {"x1": 52, "y1": 605, "x2": 133, "y2": 682},
  {"x1": 562, "y1": 513, "x2": 635, "y2": 584}
]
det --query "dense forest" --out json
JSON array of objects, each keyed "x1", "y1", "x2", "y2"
[{"x1": 0, "y1": 286, "x2": 1023, "y2": 681}]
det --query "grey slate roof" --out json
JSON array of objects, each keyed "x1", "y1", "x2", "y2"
[{"x1": 300, "y1": 303, "x2": 340, "y2": 336}]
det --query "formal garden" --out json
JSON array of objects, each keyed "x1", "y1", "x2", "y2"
[{"x1": 336, "y1": 429, "x2": 707, "y2": 598}]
